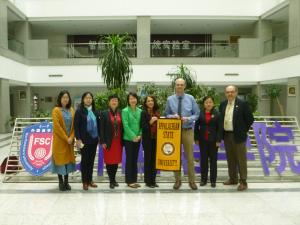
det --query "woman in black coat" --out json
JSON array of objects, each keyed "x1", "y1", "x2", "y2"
[
  {"x1": 74, "y1": 92, "x2": 100, "y2": 191},
  {"x1": 194, "y1": 96, "x2": 222, "y2": 188},
  {"x1": 100, "y1": 94, "x2": 123, "y2": 189},
  {"x1": 141, "y1": 95, "x2": 160, "y2": 188}
]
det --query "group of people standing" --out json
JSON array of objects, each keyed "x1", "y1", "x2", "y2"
[
  {"x1": 51, "y1": 90, "x2": 160, "y2": 191},
  {"x1": 51, "y1": 78, "x2": 254, "y2": 192}
]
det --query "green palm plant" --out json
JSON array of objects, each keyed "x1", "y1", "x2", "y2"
[
  {"x1": 98, "y1": 34, "x2": 133, "y2": 90},
  {"x1": 166, "y1": 63, "x2": 197, "y2": 90},
  {"x1": 166, "y1": 63, "x2": 220, "y2": 108}
]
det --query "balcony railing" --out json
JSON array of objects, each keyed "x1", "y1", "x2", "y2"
[
  {"x1": 48, "y1": 42, "x2": 239, "y2": 58},
  {"x1": 8, "y1": 38, "x2": 25, "y2": 56},
  {"x1": 150, "y1": 42, "x2": 239, "y2": 57},
  {"x1": 263, "y1": 35, "x2": 288, "y2": 56},
  {"x1": 49, "y1": 42, "x2": 137, "y2": 58}
]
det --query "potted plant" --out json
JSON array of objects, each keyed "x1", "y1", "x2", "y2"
[
  {"x1": 166, "y1": 63, "x2": 197, "y2": 90},
  {"x1": 98, "y1": 34, "x2": 133, "y2": 90},
  {"x1": 245, "y1": 93, "x2": 258, "y2": 114},
  {"x1": 94, "y1": 88, "x2": 128, "y2": 111},
  {"x1": 265, "y1": 85, "x2": 285, "y2": 116},
  {"x1": 166, "y1": 63, "x2": 220, "y2": 108}
]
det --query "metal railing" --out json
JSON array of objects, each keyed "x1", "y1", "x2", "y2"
[
  {"x1": 48, "y1": 42, "x2": 239, "y2": 58},
  {"x1": 2, "y1": 116, "x2": 300, "y2": 183},
  {"x1": 150, "y1": 42, "x2": 239, "y2": 57},
  {"x1": 49, "y1": 42, "x2": 137, "y2": 58}
]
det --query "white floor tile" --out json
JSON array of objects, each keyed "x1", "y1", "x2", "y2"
[{"x1": 0, "y1": 182, "x2": 299, "y2": 225}]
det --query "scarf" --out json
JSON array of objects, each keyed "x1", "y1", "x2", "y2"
[{"x1": 86, "y1": 106, "x2": 98, "y2": 139}]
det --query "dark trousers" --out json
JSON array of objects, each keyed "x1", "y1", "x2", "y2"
[
  {"x1": 143, "y1": 138, "x2": 157, "y2": 185},
  {"x1": 80, "y1": 143, "x2": 97, "y2": 184},
  {"x1": 224, "y1": 132, "x2": 247, "y2": 184},
  {"x1": 124, "y1": 140, "x2": 140, "y2": 184},
  {"x1": 106, "y1": 164, "x2": 118, "y2": 183},
  {"x1": 199, "y1": 140, "x2": 218, "y2": 183}
]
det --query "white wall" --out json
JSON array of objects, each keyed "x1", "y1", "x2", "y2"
[
  {"x1": 239, "y1": 38, "x2": 261, "y2": 58},
  {"x1": 27, "y1": 40, "x2": 48, "y2": 59},
  {"x1": 2, "y1": 53, "x2": 300, "y2": 85},
  {"x1": 27, "y1": 64, "x2": 259, "y2": 86},
  {"x1": 0, "y1": 55, "x2": 28, "y2": 83},
  {"x1": 12, "y1": 0, "x2": 285, "y2": 17},
  {"x1": 259, "y1": 54, "x2": 300, "y2": 81}
]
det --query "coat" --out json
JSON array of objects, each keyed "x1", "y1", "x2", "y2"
[
  {"x1": 141, "y1": 109, "x2": 160, "y2": 147},
  {"x1": 74, "y1": 107, "x2": 100, "y2": 145},
  {"x1": 99, "y1": 109, "x2": 123, "y2": 150},
  {"x1": 52, "y1": 107, "x2": 76, "y2": 166},
  {"x1": 219, "y1": 98, "x2": 254, "y2": 143},
  {"x1": 194, "y1": 109, "x2": 222, "y2": 143}
]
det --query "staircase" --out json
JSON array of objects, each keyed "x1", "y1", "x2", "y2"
[{"x1": 2, "y1": 117, "x2": 300, "y2": 183}]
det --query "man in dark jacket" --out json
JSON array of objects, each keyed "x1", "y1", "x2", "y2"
[{"x1": 219, "y1": 85, "x2": 254, "y2": 191}]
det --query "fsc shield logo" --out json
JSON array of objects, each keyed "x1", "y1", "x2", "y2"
[{"x1": 20, "y1": 122, "x2": 53, "y2": 176}]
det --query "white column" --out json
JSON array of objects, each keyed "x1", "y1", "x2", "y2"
[
  {"x1": 254, "y1": 20, "x2": 272, "y2": 56},
  {"x1": 289, "y1": 0, "x2": 300, "y2": 48},
  {"x1": 0, "y1": 0, "x2": 8, "y2": 49},
  {"x1": 137, "y1": 16, "x2": 151, "y2": 58},
  {"x1": 0, "y1": 78, "x2": 11, "y2": 133}
]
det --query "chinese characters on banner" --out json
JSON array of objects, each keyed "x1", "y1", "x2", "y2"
[
  {"x1": 253, "y1": 121, "x2": 300, "y2": 175},
  {"x1": 19, "y1": 121, "x2": 300, "y2": 176}
]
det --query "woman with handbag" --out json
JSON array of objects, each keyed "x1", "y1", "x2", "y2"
[{"x1": 74, "y1": 92, "x2": 100, "y2": 191}]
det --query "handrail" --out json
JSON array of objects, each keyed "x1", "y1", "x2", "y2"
[{"x1": 48, "y1": 42, "x2": 237, "y2": 46}]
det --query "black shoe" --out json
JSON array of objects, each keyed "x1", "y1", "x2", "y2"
[
  {"x1": 211, "y1": 183, "x2": 216, "y2": 188},
  {"x1": 64, "y1": 182, "x2": 71, "y2": 191},
  {"x1": 109, "y1": 183, "x2": 115, "y2": 189},
  {"x1": 113, "y1": 182, "x2": 119, "y2": 187},
  {"x1": 146, "y1": 183, "x2": 155, "y2": 188},
  {"x1": 59, "y1": 182, "x2": 66, "y2": 191},
  {"x1": 200, "y1": 181, "x2": 207, "y2": 186},
  {"x1": 154, "y1": 183, "x2": 159, "y2": 188}
]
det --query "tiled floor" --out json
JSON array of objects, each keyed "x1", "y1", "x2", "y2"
[{"x1": 0, "y1": 180, "x2": 299, "y2": 225}]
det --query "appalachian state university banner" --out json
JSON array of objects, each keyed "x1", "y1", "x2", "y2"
[{"x1": 156, "y1": 118, "x2": 182, "y2": 171}]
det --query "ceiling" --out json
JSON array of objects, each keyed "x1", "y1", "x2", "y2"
[
  {"x1": 30, "y1": 18, "x2": 257, "y2": 37},
  {"x1": 30, "y1": 20, "x2": 137, "y2": 36},
  {"x1": 264, "y1": 6, "x2": 289, "y2": 23},
  {"x1": 7, "y1": 8, "x2": 23, "y2": 22},
  {"x1": 151, "y1": 19, "x2": 256, "y2": 35},
  {"x1": 10, "y1": 0, "x2": 287, "y2": 17}
]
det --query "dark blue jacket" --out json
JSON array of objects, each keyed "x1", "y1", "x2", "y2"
[
  {"x1": 74, "y1": 107, "x2": 100, "y2": 145},
  {"x1": 194, "y1": 109, "x2": 222, "y2": 143}
]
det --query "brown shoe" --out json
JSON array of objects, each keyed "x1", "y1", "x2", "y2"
[
  {"x1": 127, "y1": 183, "x2": 139, "y2": 188},
  {"x1": 237, "y1": 183, "x2": 248, "y2": 191},
  {"x1": 173, "y1": 180, "x2": 182, "y2": 190},
  {"x1": 83, "y1": 183, "x2": 89, "y2": 191},
  {"x1": 189, "y1": 182, "x2": 198, "y2": 190},
  {"x1": 89, "y1": 182, "x2": 98, "y2": 188},
  {"x1": 223, "y1": 180, "x2": 238, "y2": 185}
]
